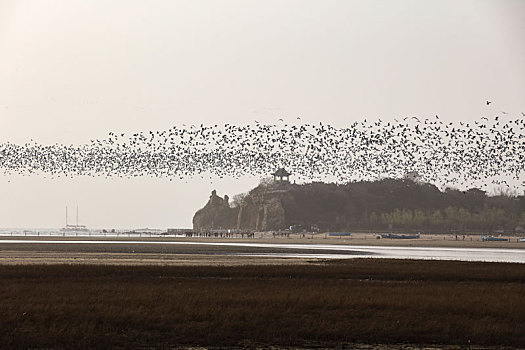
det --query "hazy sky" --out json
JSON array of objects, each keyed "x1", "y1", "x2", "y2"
[{"x1": 1, "y1": 0, "x2": 524, "y2": 229}]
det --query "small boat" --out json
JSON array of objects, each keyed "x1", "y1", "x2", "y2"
[
  {"x1": 380, "y1": 233, "x2": 420, "y2": 239},
  {"x1": 61, "y1": 206, "x2": 89, "y2": 233},
  {"x1": 482, "y1": 236, "x2": 508, "y2": 242},
  {"x1": 328, "y1": 232, "x2": 351, "y2": 237},
  {"x1": 60, "y1": 224, "x2": 88, "y2": 233}
]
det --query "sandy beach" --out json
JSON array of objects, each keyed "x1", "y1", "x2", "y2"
[
  {"x1": 226, "y1": 231, "x2": 525, "y2": 249},
  {"x1": 3, "y1": 232, "x2": 525, "y2": 248}
]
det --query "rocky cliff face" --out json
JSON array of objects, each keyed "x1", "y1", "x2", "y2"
[
  {"x1": 193, "y1": 183, "x2": 296, "y2": 231},
  {"x1": 192, "y1": 190, "x2": 239, "y2": 230},
  {"x1": 236, "y1": 186, "x2": 292, "y2": 231}
]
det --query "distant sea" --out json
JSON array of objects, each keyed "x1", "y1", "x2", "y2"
[{"x1": 0, "y1": 228, "x2": 173, "y2": 237}]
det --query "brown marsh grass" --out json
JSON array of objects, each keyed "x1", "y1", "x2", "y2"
[{"x1": 0, "y1": 259, "x2": 524, "y2": 349}]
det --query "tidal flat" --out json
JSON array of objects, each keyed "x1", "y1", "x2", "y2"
[{"x1": 0, "y1": 259, "x2": 524, "y2": 349}]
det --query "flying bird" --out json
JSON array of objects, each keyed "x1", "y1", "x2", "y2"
[{"x1": 0, "y1": 112, "x2": 522, "y2": 193}]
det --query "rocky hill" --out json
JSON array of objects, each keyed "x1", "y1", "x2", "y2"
[
  {"x1": 192, "y1": 190, "x2": 239, "y2": 230},
  {"x1": 193, "y1": 182, "x2": 297, "y2": 231},
  {"x1": 192, "y1": 178, "x2": 525, "y2": 233}
]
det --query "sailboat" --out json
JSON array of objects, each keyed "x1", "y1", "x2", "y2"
[{"x1": 60, "y1": 206, "x2": 89, "y2": 232}]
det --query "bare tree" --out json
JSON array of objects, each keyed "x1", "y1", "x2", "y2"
[
  {"x1": 259, "y1": 176, "x2": 275, "y2": 188},
  {"x1": 231, "y1": 192, "x2": 247, "y2": 208},
  {"x1": 492, "y1": 185, "x2": 518, "y2": 198}
]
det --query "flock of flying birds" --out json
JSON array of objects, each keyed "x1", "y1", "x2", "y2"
[{"x1": 1, "y1": 109, "x2": 525, "y2": 192}]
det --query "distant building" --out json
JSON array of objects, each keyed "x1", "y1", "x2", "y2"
[{"x1": 272, "y1": 168, "x2": 291, "y2": 183}]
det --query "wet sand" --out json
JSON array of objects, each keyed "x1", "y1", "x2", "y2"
[
  {"x1": 0, "y1": 233, "x2": 523, "y2": 265},
  {"x1": 0, "y1": 250, "x2": 323, "y2": 266}
]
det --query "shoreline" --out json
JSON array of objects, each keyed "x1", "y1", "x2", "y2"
[{"x1": 1, "y1": 232, "x2": 524, "y2": 249}]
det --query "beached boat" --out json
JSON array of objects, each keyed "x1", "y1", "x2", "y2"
[
  {"x1": 328, "y1": 232, "x2": 351, "y2": 237},
  {"x1": 482, "y1": 236, "x2": 508, "y2": 242},
  {"x1": 380, "y1": 233, "x2": 420, "y2": 239}
]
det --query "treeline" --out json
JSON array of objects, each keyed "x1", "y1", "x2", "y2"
[
  {"x1": 281, "y1": 178, "x2": 525, "y2": 233},
  {"x1": 366, "y1": 205, "x2": 525, "y2": 232}
]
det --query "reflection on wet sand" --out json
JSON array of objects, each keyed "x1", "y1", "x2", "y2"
[{"x1": 0, "y1": 239, "x2": 524, "y2": 264}]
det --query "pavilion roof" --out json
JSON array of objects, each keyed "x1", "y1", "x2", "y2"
[{"x1": 272, "y1": 168, "x2": 291, "y2": 177}]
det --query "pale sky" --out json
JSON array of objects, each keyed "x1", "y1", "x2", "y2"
[{"x1": 1, "y1": 0, "x2": 524, "y2": 229}]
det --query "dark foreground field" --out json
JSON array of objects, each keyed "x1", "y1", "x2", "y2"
[{"x1": 1, "y1": 259, "x2": 524, "y2": 349}]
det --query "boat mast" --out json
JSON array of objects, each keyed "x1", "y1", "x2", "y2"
[
  {"x1": 76, "y1": 205, "x2": 79, "y2": 227},
  {"x1": 65, "y1": 206, "x2": 68, "y2": 227}
]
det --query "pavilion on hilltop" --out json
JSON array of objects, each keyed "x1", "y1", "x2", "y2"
[{"x1": 272, "y1": 168, "x2": 291, "y2": 183}]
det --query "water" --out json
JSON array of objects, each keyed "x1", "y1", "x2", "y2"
[
  {"x1": 0, "y1": 229, "x2": 183, "y2": 238},
  {"x1": 0, "y1": 239, "x2": 524, "y2": 263}
]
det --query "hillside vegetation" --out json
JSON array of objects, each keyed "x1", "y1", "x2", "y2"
[
  {"x1": 282, "y1": 179, "x2": 525, "y2": 233},
  {"x1": 194, "y1": 178, "x2": 525, "y2": 233}
]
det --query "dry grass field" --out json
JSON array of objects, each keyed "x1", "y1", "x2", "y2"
[{"x1": 0, "y1": 259, "x2": 524, "y2": 349}]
